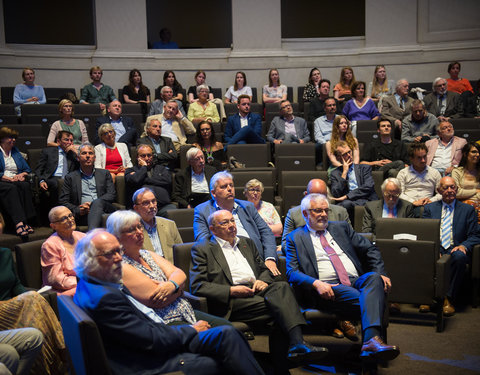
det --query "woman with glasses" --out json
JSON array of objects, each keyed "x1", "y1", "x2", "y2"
[
  {"x1": 243, "y1": 179, "x2": 282, "y2": 236},
  {"x1": 94, "y1": 123, "x2": 133, "y2": 182},
  {"x1": 41, "y1": 206, "x2": 85, "y2": 296},
  {"x1": 192, "y1": 120, "x2": 226, "y2": 171},
  {"x1": 106, "y1": 210, "x2": 230, "y2": 327},
  {"x1": 187, "y1": 85, "x2": 220, "y2": 125}
]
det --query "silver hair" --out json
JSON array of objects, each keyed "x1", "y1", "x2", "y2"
[
  {"x1": 78, "y1": 142, "x2": 94, "y2": 156},
  {"x1": 161, "y1": 85, "x2": 172, "y2": 95},
  {"x1": 48, "y1": 206, "x2": 71, "y2": 223},
  {"x1": 196, "y1": 84, "x2": 210, "y2": 95},
  {"x1": 186, "y1": 147, "x2": 202, "y2": 162},
  {"x1": 300, "y1": 193, "x2": 329, "y2": 220},
  {"x1": 244, "y1": 179, "x2": 264, "y2": 194},
  {"x1": 432, "y1": 77, "x2": 447, "y2": 90},
  {"x1": 145, "y1": 117, "x2": 161, "y2": 129},
  {"x1": 106, "y1": 210, "x2": 141, "y2": 238},
  {"x1": 209, "y1": 171, "x2": 233, "y2": 192},
  {"x1": 132, "y1": 187, "x2": 154, "y2": 205},
  {"x1": 73, "y1": 228, "x2": 106, "y2": 279},
  {"x1": 98, "y1": 123, "x2": 115, "y2": 139},
  {"x1": 381, "y1": 177, "x2": 402, "y2": 194},
  {"x1": 395, "y1": 79, "x2": 408, "y2": 89}
]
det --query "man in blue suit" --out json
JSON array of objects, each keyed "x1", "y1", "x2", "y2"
[
  {"x1": 423, "y1": 176, "x2": 480, "y2": 316},
  {"x1": 286, "y1": 194, "x2": 400, "y2": 362},
  {"x1": 73, "y1": 229, "x2": 265, "y2": 375},
  {"x1": 194, "y1": 171, "x2": 280, "y2": 275},
  {"x1": 224, "y1": 95, "x2": 265, "y2": 145}
]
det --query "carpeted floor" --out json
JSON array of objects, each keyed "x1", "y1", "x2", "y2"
[{"x1": 250, "y1": 304, "x2": 480, "y2": 374}]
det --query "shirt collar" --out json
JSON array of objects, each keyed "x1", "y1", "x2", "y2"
[
  {"x1": 442, "y1": 200, "x2": 456, "y2": 210},
  {"x1": 141, "y1": 218, "x2": 156, "y2": 234},
  {"x1": 214, "y1": 235, "x2": 240, "y2": 249}
]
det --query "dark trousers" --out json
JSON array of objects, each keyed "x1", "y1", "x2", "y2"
[
  {"x1": 227, "y1": 126, "x2": 266, "y2": 145},
  {"x1": 442, "y1": 247, "x2": 470, "y2": 300},
  {"x1": 75, "y1": 199, "x2": 116, "y2": 230},
  {"x1": 0, "y1": 180, "x2": 35, "y2": 225}
]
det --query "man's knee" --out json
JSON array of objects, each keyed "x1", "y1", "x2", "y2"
[
  {"x1": 450, "y1": 250, "x2": 469, "y2": 266},
  {"x1": 0, "y1": 344, "x2": 19, "y2": 373}
]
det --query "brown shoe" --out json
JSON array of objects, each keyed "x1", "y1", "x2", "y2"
[
  {"x1": 332, "y1": 328, "x2": 344, "y2": 339},
  {"x1": 443, "y1": 297, "x2": 455, "y2": 317},
  {"x1": 419, "y1": 304, "x2": 431, "y2": 313},
  {"x1": 389, "y1": 302, "x2": 401, "y2": 314},
  {"x1": 339, "y1": 320, "x2": 358, "y2": 341},
  {"x1": 360, "y1": 336, "x2": 400, "y2": 362}
]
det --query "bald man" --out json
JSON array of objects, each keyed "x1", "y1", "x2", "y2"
[{"x1": 281, "y1": 179, "x2": 350, "y2": 253}]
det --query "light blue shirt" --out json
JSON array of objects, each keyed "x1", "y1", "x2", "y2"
[
  {"x1": 141, "y1": 219, "x2": 164, "y2": 257},
  {"x1": 109, "y1": 117, "x2": 126, "y2": 141},
  {"x1": 347, "y1": 165, "x2": 358, "y2": 191},
  {"x1": 80, "y1": 169, "x2": 98, "y2": 204},
  {"x1": 148, "y1": 136, "x2": 162, "y2": 154},
  {"x1": 53, "y1": 147, "x2": 66, "y2": 177},
  {"x1": 314, "y1": 115, "x2": 336, "y2": 144},
  {"x1": 382, "y1": 202, "x2": 398, "y2": 217}
]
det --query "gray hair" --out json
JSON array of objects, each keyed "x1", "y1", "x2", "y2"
[
  {"x1": 74, "y1": 228, "x2": 106, "y2": 279},
  {"x1": 186, "y1": 147, "x2": 202, "y2": 162},
  {"x1": 196, "y1": 84, "x2": 210, "y2": 95},
  {"x1": 146, "y1": 117, "x2": 161, "y2": 130},
  {"x1": 210, "y1": 171, "x2": 233, "y2": 192},
  {"x1": 98, "y1": 123, "x2": 115, "y2": 139},
  {"x1": 300, "y1": 193, "x2": 329, "y2": 220},
  {"x1": 381, "y1": 177, "x2": 402, "y2": 194},
  {"x1": 436, "y1": 120, "x2": 453, "y2": 132},
  {"x1": 78, "y1": 142, "x2": 94, "y2": 155},
  {"x1": 132, "y1": 187, "x2": 154, "y2": 206},
  {"x1": 244, "y1": 178, "x2": 264, "y2": 194},
  {"x1": 433, "y1": 77, "x2": 447, "y2": 90},
  {"x1": 48, "y1": 206, "x2": 71, "y2": 223},
  {"x1": 161, "y1": 85, "x2": 173, "y2": 95},
  {"x1": 106, "y1": 210, "x2": 141, "y2": 239},
  {"x1": 395, "y1": 79, "x2": 408, "y2": 89}
]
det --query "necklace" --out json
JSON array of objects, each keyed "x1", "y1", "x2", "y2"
[{"x1": 203, "y1": 144, "x2": 214, "y2": 164}]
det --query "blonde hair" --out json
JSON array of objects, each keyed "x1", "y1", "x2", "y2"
[
  {"x1": 371, "y1": 65, "x2": 389, "y2": 98},
  {"x1": 58, "y1": 99, "x2": 74, "y2": 116}
]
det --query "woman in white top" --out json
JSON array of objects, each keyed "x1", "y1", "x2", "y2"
[
  {"x1": 224, "y1": 71, "x2": 252, "y2": 103},
  {"x1": 263, "y1": 69, "x2": 287, "y2": 104},
  {"x1": 94, "y1": 123, "x2": 133, "y2": 183}
]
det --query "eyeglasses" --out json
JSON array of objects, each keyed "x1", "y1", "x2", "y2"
[
  {"x1": 217, "y1": 218, "x2": 236, "y2": 227},
  {"x1": 384, "y1": 193, "x2": 400, "y2": 199},
  {"x1": 121, "y1": 224, "x2": 143, "y2": 234},
  {"x1": 53, "y1": 213, "x2": 75, "y2": 223},
  {"x1": 308, "y1": 208, "x2": 329, "y2": 215},
  {"x1": 138, "y1": 153, "x2": 153, "y2": 158},
  {"x1": 136, "y1": 198, "x2": 157, "y2": 207},
  {"x1": 96, "y1": 246, "x2": 123, "y2": 259}
]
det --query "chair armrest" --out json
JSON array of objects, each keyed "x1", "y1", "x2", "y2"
[
  {"x1": 435, "y1": 254, "x2": 452, "y2": 298},
  {"x1": 183, "y1": 291, "x2": 208, "y2": 312},
  {"x1": 472, "y1": 245, "x2": 480, "y2": 279}
]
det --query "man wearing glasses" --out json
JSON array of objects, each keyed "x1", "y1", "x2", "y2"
[
  {"x1": 132, "y1": 187, "x2": 182, "y2": 263},
  {"x1": 266, "y1": 100, "x2": 310, "y2": 144},
  {"x1": 137, "y1": 118, "x2": 177, "y2": 169},
  {"x1": 286, "y1": 194, "x2": 400, "y2": 362},
  {"x1": 362, "y1": 177, "x2": 416, "y2": 235}
]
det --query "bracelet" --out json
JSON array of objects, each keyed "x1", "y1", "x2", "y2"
[{"x1": 169, "y1": 280, "x2": 179, "y2": 293}]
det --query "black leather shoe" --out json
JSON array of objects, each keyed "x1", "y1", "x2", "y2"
[
  {"x1": 360, "y1": 336, "x2": 400, "y2": 362},
  {"x1": 287, "y1": 342, "x2": 329, "y2": 363}
]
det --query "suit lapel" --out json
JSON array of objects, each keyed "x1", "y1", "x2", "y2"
[
  {"x1": 300, "y1": 226, "x2": 319, "y2": 278},
  {"x1": 156, "y1": 217, "x2": 173, "y2": 261},
  {"x1": 94, "y1": 170, "x2": 103, "y2": 196},
  {"x1": 210, "y1": 239, "x2": 234, "y2": 285},
  {"x1": 237, "y1": 238, "x2": 258, "y2": 277}
]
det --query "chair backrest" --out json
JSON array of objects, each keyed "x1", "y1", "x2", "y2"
[
  {"x1": 451, "y1": 118, "x2": 480, "y2": 131},
  {"x1": 172, "y1": 242, "x2": 195, "y2": 287},
  {"x1": 44, "y1": 88, "x2": 76, "y2": 104},
  {"x1": 354, "y1": 205, "x2": 365, "y2": 233},
  {"x1": 1, "y1": 87, "x2": 15, "y2": 104},
  {"x1": 227, "y1": 144, "x2": 271, "y2": 168},
  {"x1": 14, "y1": 239, "x2": 45, "y2": 289},
  {"x1": 57, "y1": 295, "x2": 112, "y2": 375},
  {"x1": 166, "y1": 208, "x2": 195, "y2": 228},
  {"x1": 279, "y1": 170, "x2": 328, "y2": 192}
]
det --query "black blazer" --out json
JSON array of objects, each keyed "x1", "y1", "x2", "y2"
[
  {"x1": 172, "y1": 165, "x2": 216, "y2": 208},
  {"x1": 137, "y1": 136, "x2": 177, "y2": 168},
  {"x1": 59, "y1": 168, "x2": 116, "y2": 216},
  {"x1": 34, "y1": 146, "x2": 79, "y2": 183},
  {"x1": 95, "y1": 115, "x2": 138, "y2": 147}
]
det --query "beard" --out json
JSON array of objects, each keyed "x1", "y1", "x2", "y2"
[{"x1": 104, "y1": 262, "x2": 123, "y2": 284}]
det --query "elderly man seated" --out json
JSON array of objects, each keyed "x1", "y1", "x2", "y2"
[
  {"x1": 149, "y1": 85, "x2": 186, "y2": 117},
  {"x1": 381, "y1": 79, "x2": 414, "y2": 136},
  {"x1": 266, "y1": 100, "x2": 310, "y2": 144},
  {"x1": 424, "y1": 77, "x2": 464, "y2": 122},
  {"x1": 73, "y1": 229, "x2": 265, "y2": 375},
  {"x1": 172, "y1": 147, "x2": 216, "y2": 208},
  {"x1": 95, "y1": 100, "x2": 138, "y2": 147},
  {"x1": 137, "y1": 118, "x2": 177, "y2": 169},
  {"x1": 401, "y1": 99, "x2": 439, "y2": 143}
]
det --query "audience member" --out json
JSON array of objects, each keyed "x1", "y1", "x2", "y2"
[
  {"x1": 41, "y1": 206, "x2": 85, "y2": 296},
  {"x1": 362, "y1": 178, "x2": 415, "y2": 234},
  {"x1": 422, "y1": 176, "x2": 480, "y2": 316},
  {"x1": 149, "y1": 85, "x2": 186, "y2": 117},
  {"x1": 425, "y1": 121, "x2": 466, "y2": 175},
  {"x1": 172, "y1": 147, "x2": 216, "y2": 208},
  {"x1": 333, "y1": 67, "x2": 355, "y2": 103},
  {"x1": 73, "y1": 229, "x2": 265, "y2": 375},
  {"x1": 59, "y1": 143, "x2": 116, "y2": 230},
  {"x1": 147, "y1": 100, "x2": 195, "y2": 152},
  {"x1": 0, "y1": 127, "x2": 35, "y2": 239},
  {"x1": 263, "y1": 69, "x2": 287, "y2": 104},
  {"x1": 452, "y1": 142, "x2": 480, "y2": 222},
  {"x1": 187, "y1": 85, "x2": 221, "y2": 125},
  {"x1": 190, "y1": 210, "x2": 328, "y2": 372},
  {"x1": 125, "y1": 144, "x2": 175, "y2": 216},
  {"x1": 192, "y1": 121, "x2": 227, "y2": 171},
  {"x1": 330, "y1": 141, "x2": 378, "y2": 218},
  {"x1": 314, "y1": 97, "x2": 338, "y2": 145},
  {"x1": 266, "y1": 100, "x2": 310, "y2": 144},
  {"x1": 285, "y1": 194, "x2": 400, "y2": 362},
  {"x1": 396, "y1": 143, "x2": 442, "y2": 212},
  {"x1": 325, "y1": 115, "x2": 359, "y2": 169},
  {"x1": 159, "y1": 70, "x2": 184, "y2": 103},
  {"x1": 187, "y1": 70, "x2": 226, "y2": 120},
  {"x1": 193, "y1": 171, "x2": 279, "y2": 275},
  {"x1": 137, "y1": 118, "x2": 177, "y2": 169},
  {"x1": 243, "y1": 179, "x2": 282, "y2": 236},
  {"x1": 122, "y1": 69, "x2": 150, "y2": 119},
  {"x1": 79, "y1": 66, "x2": 116, "y2": 111},
  {"x1": 381, "y1": 79, "x2": 413, "y2": 135},
  {"x1": 446, "y1": 61, "x2": 473, "y2": 95},
  {"x1": 94, "y1": 123, "x2": 133, "y2": 182},
  {"x1": 0, "y1": 327, "x2": 43, "y2": 375},
  {"x1": 47, "y1": 99, "x2": 88, "y2": 148},
  {"x1": 424, "y1": 77, "x2": 463, "y2": 121},
  {"x1": 361, "y1": 118, "x2": 408, "y2": 178},
  {"x1": 342, "y1": 81, "x2": 380, "y2": 122},
  {"x1": 95, "y1": 100, "x2": 138, "y2": 147},
  {"x1": 132, "y1": 187, "x2": 183, "y2": 262},
  {"x1": 13, "y1": 67, "x2": 46, "y2": 116},
  {"x1": 367, "y1": 65, "x2": 395, "y2": 105},
  {"x1": 224, "y1": 71, "x2": 252, "y2": 103},
  {"x1": 302, "y1": 68, "x2": 323, "y2": 102},
  {"x1": 401, "y1": 99, "x2": 439, "y2": 142},
  {"x1": 308, "y1": 79, "x2": 340, "y2": 122},
  {"x1": 152, "y1": 28, "x2": 179, "y2": 49},
  {"x1": 224, "y1": 95, "x2": 265, "y2": 145}
]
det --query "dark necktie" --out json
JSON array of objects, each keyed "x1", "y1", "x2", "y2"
[
  {"x1": 62, "y1": 151, "x2": 68, "y2": 177},
  {"x1": 317, "y1": 231, "x2": 351, "y2": 286}
]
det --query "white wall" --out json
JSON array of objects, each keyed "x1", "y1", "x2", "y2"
[{"x1": 0, "y1": 0, "x2": 479, "y2": 102}]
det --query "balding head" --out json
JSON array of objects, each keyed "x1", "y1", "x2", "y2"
[{"x1": 306, "y1": 179, "x2": 327, "y2": 196}]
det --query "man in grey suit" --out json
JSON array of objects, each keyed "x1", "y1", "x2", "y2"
[
  {"x1": 266, "y1": 100, "x2": 310, "y2": 144},
  {"x1": 424, "y1": 77, "x2": 463, "y2": 122},
  {"x1": 59, "y1": 143, "x2": 116, "y2": 230},
  {"x1": 282, "y1": 178, "x2": 350, "y2": 253},
  {"x1": 362, "y1": 177, "x2": 416, "y2": 235},
  {"x1": 381, "y1": 79, "x2": 414, "y2": 137}
]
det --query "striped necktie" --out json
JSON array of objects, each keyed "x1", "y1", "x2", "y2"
[
  {"x1": 440, "y1": 205, "x2": 453, "y2": 250},
  {"x1": 317, "y1": 231, "x2": 351, "y2": 286}
]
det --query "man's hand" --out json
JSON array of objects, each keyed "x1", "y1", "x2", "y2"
[
  {"x1": 414, "y1": 136, "x2": 423, "y2": 142},
  {"x1": 116, "y1": 166, "x2": 125, "y2": 173},
  {"x1": 265, "y1": 259, "x2": 281, "y2": 276},
  {"x1": 138, "y1": 158, "x2": 148, "y2": 167},
  {"x1": 394, "y1": 119, "x2": 402, "y2": 129},
  {"x1": 438, "y1": 116, "x2": 449, "y2": 122},
  {"x1": 192, "y1": 320, "x2": 211, "y2": 332},
  {"x1": 150, "y1": 281, "x2": 176, "y2": 304},
  {"x1": 331, "y1": 195, "x2": 347, "y2": 202},
  {"x1": 445, "y1": 166, "x2": 454, "y2": 175},
  {"x1": 273, "y1": 139, "x2": 283, "y2": 144},
  {"x1": 380, "y1": 275, "x2": 392, "y2": 293},
  {"x1": 99, "y1": 103, "x2": 106, "y2": 111},
  {"x1": 451, "y1": 245, "x2": 467, "y2": 255},
  {"x1": 299, "y1": 139, "x2": 305, "y2": 144},
  {"x1": 230, "y1": 285, "x2": 254, "y2": 298},
  {"x1": 252, "y1": 280, "x2": 268, "y2": 293},
  {"x1": 412, "y1": 197, "x2": 431, "y2": 207},
  {"x1": 175, "y1": 110, "x2": 183, "y2": 121},
  {"x1": 313, "y1": 280, "x2": 337, "y2": 300},
  {"x1": 40, "y1": 181, "x2": 48, "y2": 191},
  {"x1": 79, "y1": 202, "x2": 91, "y2": 215}
]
